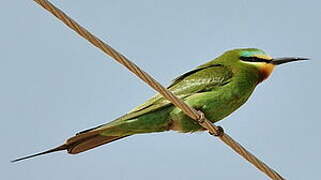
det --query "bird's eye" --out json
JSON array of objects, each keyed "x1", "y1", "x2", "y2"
[{"x1": 239, "y1": 56, "x2": 270, "y2": 63}]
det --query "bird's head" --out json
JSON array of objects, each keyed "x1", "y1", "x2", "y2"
[{"x1": 213, "y1": 48, "x2": 308, "y2": 82}]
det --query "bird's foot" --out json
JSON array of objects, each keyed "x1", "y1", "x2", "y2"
[
  {"x1": 196, "y1": 110, "x2": 224, "y2": 137},
  {"x1": 196, "y1": 110, "x2": 206, "y2": 124},
  {"x1": 209, "y1": 126, "x2": 224, "y2": 137}
]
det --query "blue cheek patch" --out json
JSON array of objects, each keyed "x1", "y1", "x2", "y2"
[{"x1": 240, "y1": 50, "x2": 266, "y2": 57}]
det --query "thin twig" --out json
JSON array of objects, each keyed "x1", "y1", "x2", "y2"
[{"x1": 32, "y1": 1, "x2": 285, "y2": 179}]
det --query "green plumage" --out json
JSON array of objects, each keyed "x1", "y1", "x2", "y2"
[
  {"x1": 14, "y1": 48, "x2": 307, "y2": 162},
  {"x1": 96, "y1": 49, "x2": 261, "y2": 135}
]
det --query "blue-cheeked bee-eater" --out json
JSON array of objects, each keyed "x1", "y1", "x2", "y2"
[{"x1": 12, "y1": 48, "x2": 308, "y2": 162}]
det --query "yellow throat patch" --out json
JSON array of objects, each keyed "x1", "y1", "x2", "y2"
[{"x1": 254, "y1": 54, "x2": 275, "y2": 82}]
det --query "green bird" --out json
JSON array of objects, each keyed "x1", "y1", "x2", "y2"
[{"x1": 12, "y1": 48, "x2": 308, "y2": 162}]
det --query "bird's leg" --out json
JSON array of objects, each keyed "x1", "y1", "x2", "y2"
[
  {"x1": 209, "y1": 126, "x2": 224, "y2": 137},
  {"x1": 196, "y1": 110, "x2": 224, "y2": 137},
  {"x1": 196, "y1": 110, "x2": 206, "y2": 124}
]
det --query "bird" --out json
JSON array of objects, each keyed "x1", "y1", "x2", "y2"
[{"x1": 12, "y1": 48, "x2": 308, "y2": 162}]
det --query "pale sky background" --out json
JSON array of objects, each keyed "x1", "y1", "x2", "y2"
[{"x1": 1, "y1": 1, "x2": 321, "y2": 179}]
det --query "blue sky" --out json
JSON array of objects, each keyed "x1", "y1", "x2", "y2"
[{"x1": 1, "y1": 1, "x2": 320, "y2": 179}]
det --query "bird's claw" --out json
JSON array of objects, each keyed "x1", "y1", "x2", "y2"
[
  {"x1": 209, "y1": 126, "x2": 224, "y2": 137},
  {"x1": 197, "y1": 110, "x2": 206, "y2": 124},
  {"x1": 196, "y1": 110, "x2": 224, "y2": 137}
]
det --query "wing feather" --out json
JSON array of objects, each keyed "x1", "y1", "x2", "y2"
[{"x1": 120, "y1": 64, "x2": 233, "y2": 120}]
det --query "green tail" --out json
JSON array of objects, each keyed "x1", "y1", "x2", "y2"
[{"x1": 12, "y1": 107, "x2": 172, "y2": 162}]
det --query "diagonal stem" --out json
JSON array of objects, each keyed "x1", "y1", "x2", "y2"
[{"x1": 32, "y1": 1, "x2": 285, "y2": 179}]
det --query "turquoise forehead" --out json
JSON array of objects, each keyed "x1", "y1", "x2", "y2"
[{"x1": 240, "y1": 49, "x2": 267, "y2": 57}]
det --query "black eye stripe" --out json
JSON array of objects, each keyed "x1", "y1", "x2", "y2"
[{"x1": 239, "y1": 56, "x2": 271, "y2": 63}]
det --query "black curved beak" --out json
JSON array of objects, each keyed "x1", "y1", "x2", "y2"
[{"x1": 271, "y1": 57, "x2": 309, "y2": 65}]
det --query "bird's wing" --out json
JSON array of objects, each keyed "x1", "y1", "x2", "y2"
[
  {"x1": 78, "y1": 64, "x2": 233, "y2": 134},
  {"x1": 119, "y1": 64, "x2": 233, "y2": 120},
  {"x1": 61, "y1": 64, "x2": 233, "y2": 155}
]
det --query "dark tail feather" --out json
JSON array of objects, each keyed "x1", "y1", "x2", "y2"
[
  {"x1": 11, "y1": 144, "x2": 68, "y2": 163},
  {"x1": 12, "y1": 131, "x2": 130, "y2": 163},
  {"x1": 67, "y1": 135, "x2": 129, "y2": 154}
]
